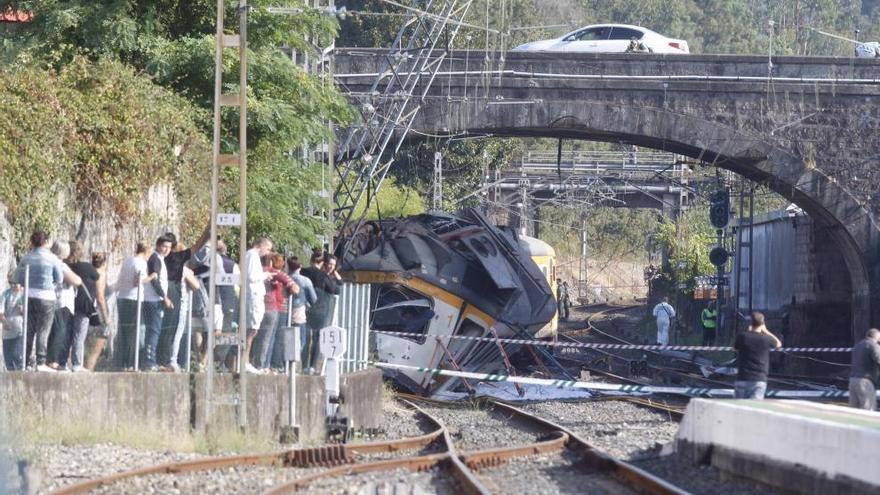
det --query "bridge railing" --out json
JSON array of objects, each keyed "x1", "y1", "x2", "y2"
[{"x1": 518, "y1": 150, "x2": 684, "y2": 175}]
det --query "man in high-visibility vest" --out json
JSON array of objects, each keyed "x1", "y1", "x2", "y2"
[{"x1": 701, "y1": 301, "x2": 718, "y2": 346}]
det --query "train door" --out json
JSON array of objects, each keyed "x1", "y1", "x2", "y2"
[{"x1": 372, "y1": 285, "x2": 461, "y2": 391}]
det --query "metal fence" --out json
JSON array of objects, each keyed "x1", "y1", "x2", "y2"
[{"x1": 332, "y1": 283, "x2": 371, "y2": 374}]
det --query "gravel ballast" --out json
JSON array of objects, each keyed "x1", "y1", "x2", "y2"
[
  {"x1": 415, "y1": 404, "x2": 541, "y2": 451},
  {"x1": 29, "y1": 444, "x2": 205, "y2": 494},
  {"x1": 522, "y1": 399, "x2": 678, "y2": 460},
  {"x1": 21, "y1": 400, "x2": 432, "y2": 494},
  {"x1": 371, "y1": 400, "x2": 432, "y2": 440},
  {"x1": 478, "y1": 451, "x2": 636, "y2": 495},
  {"x1": 89, "y1": 464, "x2": 319, "y2": 495},
  {"x1": 633, "y1": 455, "x2": 779, "y2": 495},
  {"x1": 301, "y1": 467, "x2": 456, "y2": 495}
]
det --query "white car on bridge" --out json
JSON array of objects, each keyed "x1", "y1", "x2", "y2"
[{"x1": 512, "y1": 24, "x2": 689, "y2": 54}]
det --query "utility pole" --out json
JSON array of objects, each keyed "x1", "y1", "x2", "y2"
[
  {"x1": 518, "y1": 178, "x2": 530, "y2": 236},
  {"x1": 577, "y1": 213, "x2": 588, "y2": 302},
  {"x1": 206, "y1": 0, "x2": 249, "y2": 432}
]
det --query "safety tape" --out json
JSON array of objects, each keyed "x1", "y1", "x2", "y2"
[
  {"x1": 361, "y1": 360, "x2": 873, "y2": 399},
  {"x1": 372, "y1": 330, "x2": 853, "y2": 353}
]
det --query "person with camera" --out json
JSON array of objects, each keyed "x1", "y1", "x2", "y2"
[{"x1": 733, "y1": 312, "x2": 782, "y2": 399}]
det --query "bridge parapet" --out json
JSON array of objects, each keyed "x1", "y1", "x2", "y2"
[{"x1": 335, "y1": 48, "x2": 880, "y2": 81}]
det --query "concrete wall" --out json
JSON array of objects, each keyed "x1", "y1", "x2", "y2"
[
  {"x1": 0, "y1": 183, "x2": 182, "y2": 292},
  {"x1": 0, "y1": 373, "x2": 189, "y2": 441},
  {"x1": 191, "y1": 373, "x2": 327, "y2": 445},
  {"x1": 339, "y1": 368, "x2": 384, "y2": 432},
  {"x1": 676, "y1": 399, "x2": 880, "y2": 495},
  {"x1": 0, "y1": 370, "x2": 383, "y2": 446}
]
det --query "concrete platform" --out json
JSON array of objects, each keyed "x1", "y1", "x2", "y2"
[
  {"x1": 675, "y1": 399, "x2": 880, "y2": 495},
  {"x1": 0, "y1": 368, "x2": 383, "y2": 445}
]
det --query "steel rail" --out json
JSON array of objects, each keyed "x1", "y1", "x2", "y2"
[
  {"x1": 458, "y1": 431, "x2": 569, "y2": 469},
  {"x1": 558, "y1": 304, "x2": 700, "y2": 417},
  {"x1": 262, "y1": 399, "x2": 491, "y2": 495},
  {"x1": 488, "y1": 400, "x2": 690, "y2": 495},
  {"x1": 574, "y1": 304, "x2": 739, "y2": 391},
  {"x1": 261, "y1": 453, "x2": 449, "y2": 495},
  {"x1": 48, "y1": 401, "x2": 446, "y2": 495}
]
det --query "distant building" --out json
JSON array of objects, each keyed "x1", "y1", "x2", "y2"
[
  {"x1": 1, "y1": 8, "x2": 33, "y2": 35},
  {"x1": 733, "y1": 207, "x2": 852, "y2": 352}
]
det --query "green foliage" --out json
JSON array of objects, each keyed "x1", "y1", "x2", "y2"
[
  {"x1": 352, "y1": 178, "x2": 425, "y2": 219},
  {"x1": 337, "y1": 0, "x2": 874, "y2": 57},
  {"x1": 393, "y1": 138, "x2": 521, "y2": 211},
  {"x1": 3, "y1": 0, "x2": 354, "y2": 252},
  {"x1": 653, "y1": 205, "x2": 717, "y2": 300},
  {"x1": 0, "y1": 57, "x2": 210, "y2": 251},
  {"x1": 540, "y1": 206, "x2": 660, "y2": 261}
]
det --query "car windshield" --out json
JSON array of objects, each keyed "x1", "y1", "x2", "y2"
[{"x1": 564, "y1": 26, "x2": 612, "y2": 42}]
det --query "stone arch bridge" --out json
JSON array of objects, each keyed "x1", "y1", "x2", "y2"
[{"x1": 334, "y1": 49, "x2": 880, "y2": 341}]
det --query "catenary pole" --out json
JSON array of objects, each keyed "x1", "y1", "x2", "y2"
[
  {"x1": 237, "y1": 0, "x2": 249, "y2": 430},
  {"x1": 205, "y1": 0, "x2": 224, "y2": 431}
]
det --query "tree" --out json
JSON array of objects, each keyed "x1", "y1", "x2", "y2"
[
  {"x1": 2, "y1": 0, "x2": 353, "y2": 251},
  {"x1": 0, "y1": 57, "x2": 210, "y2": 251}
]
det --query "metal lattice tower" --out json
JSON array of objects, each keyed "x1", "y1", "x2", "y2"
[
  {"x1": 333, "y1": 0, "x2": 474, "y2": 236},
  {"x1": 432, "y1": 151, "x2": 443, "y2": 210}
]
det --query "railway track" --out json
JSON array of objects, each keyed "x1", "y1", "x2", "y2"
[
  {"x1": 559, "y1": 303, "x2": 842, "y2": 400},
  {"x1": 49, "y1": 397, "x2": 690, "y2": 495},
  {"x1": 403, "y1": 397, "x2": 688, "y2": 495},
  {"x1": 555, "y1": 304, "x2": 691, "y2": 415}
]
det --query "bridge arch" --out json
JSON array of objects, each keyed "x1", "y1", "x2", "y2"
[
  {"x1": 428, "y1": 99, "x2": 876, "y2": 339},
  {"x1": 335, "y1": 50, "x2": 880, "y2": 340}
]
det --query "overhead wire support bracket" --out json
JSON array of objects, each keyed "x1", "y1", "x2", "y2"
[{"x1": 333, "y1": 0, "x2": 475, "y2": 252}]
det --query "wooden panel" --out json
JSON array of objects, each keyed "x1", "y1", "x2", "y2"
[
  {"x1": 221, "y1": 34, "x2": 240, "y2": 48},
  {"x1": 219, "y1": 93, "x2": 240, "y2": 107}
]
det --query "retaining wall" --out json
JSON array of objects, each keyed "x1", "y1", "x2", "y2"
[{"x1": 0, "y1": 369, "x2": 383, "y2": 445}]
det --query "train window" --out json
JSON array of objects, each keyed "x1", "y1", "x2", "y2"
[
  {"x1": 372, "y1": 286, "x2": 434, "y2": 344},
  {"x1": 542, "y1": 266, "x2": 548, "y2": 277},
  {"x1": 481, "y1": 236, "x2": 497, "y2": 256},
  {"x1": 372, "y1": 302, "x2": 435, "y2": 343},
  {"x1": 469, "y1": 238, "x2": 490, "y2": 257}
]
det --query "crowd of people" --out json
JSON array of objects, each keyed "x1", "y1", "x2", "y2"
[{"x1": 0, "y1": 230, "x2": 342, "y2": 374}]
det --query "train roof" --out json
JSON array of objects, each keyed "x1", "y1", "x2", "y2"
[{"x1": 519, "y1": 235, "x2": 556, "y2": 257}]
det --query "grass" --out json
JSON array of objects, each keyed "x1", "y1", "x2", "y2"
[{"x1": 7, "y1": 407, "x2": 279, "y2": 455}]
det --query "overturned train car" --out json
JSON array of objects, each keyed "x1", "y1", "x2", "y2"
[{"x1": 338, "y1": 208, "x2": 558, "y2": 395}]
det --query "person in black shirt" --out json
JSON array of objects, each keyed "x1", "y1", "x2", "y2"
[
  {"x1": 157, "y1": 228, "x2": 209, "y2": 370},
  {"x1": 733, "y1": 311, "x2": 782, "y2": 399},
  {"x1": 60, "y1": 241, "x2": 99, "y2": 371},
  {"x1": 848, "y1": 328, "x2": 880, "y2": 410},
  {"x1": 300, "y1": 251, "x2": 340, "y2": 373}
]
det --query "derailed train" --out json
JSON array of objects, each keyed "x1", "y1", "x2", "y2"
[{"x1": 338, "y1": 208, "x2": 558, "y2": 395}]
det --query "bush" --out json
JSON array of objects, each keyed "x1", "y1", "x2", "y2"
[{"x1": 0, "y1": 57, "x2": 210, "y2": 251}]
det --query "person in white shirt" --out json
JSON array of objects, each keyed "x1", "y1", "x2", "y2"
[
  {"x1": 243, "y1": 237, "x2": 272, "y2": 374},
  {"x1": 46, "y1": 240, "x2": 82, "y2": 371},
  {"x1": 652, "y1": 297, "x2": 676, "y2": 345},
  {"x1": 114, "y1": 242, "x2": 152, "y2": 371}
]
